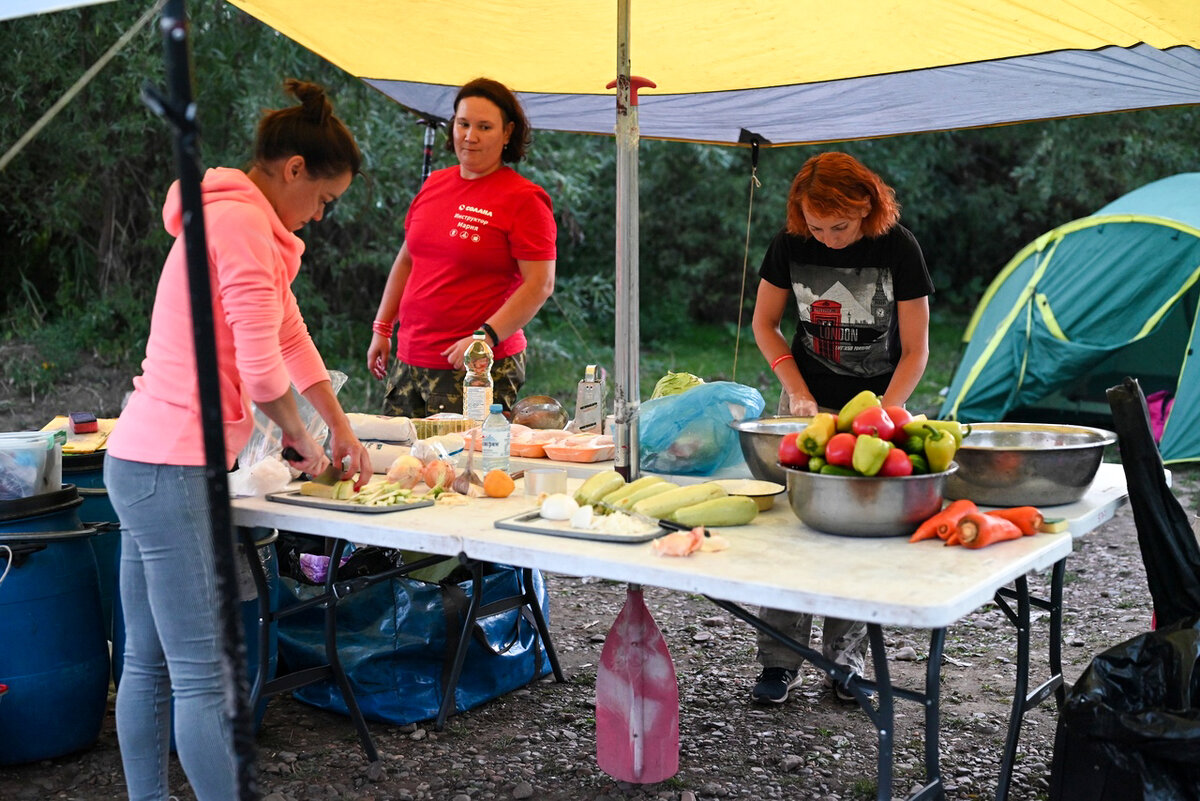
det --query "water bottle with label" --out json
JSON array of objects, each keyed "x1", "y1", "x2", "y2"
[
  {"x1": 481, "y1": 403, "x2": 511, "y2": 472},
  {"x1": 463, "y1": 330, "x2": 493, "y2": 423}
]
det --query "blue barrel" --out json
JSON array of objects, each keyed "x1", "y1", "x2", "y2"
[
  {"x1": 62, "y1": 451, "x2": 120, "y2": 640},
  {"x1": 112, "y1": 532, "x2": 279, "y2": 735},
  {"x1": 0, "y1": 485, "x2": 110, "y2": 765}
]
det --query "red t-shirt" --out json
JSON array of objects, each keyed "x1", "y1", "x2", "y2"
[{"x1": 396, "y1": 165, "x2": 557, "y2": 367}]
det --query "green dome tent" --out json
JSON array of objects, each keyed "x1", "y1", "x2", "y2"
[{"x1": 940, "y1": 173, "x2": 1200, "y2": 465}]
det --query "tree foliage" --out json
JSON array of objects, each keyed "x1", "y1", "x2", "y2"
[{"x1": 1, "y1": 1, "x2": 1196, "y2": 371}]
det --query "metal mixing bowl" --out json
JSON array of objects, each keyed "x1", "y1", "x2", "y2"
[
  {"x1": 783, "y1": 464, "x2": 956, "y2": 537},
  {"x1": 943, "y1": 422, "x2": 1116, "y2": 507},
  {"x1": 728, "y1": 416, "x2": 811, "y2": 484}
]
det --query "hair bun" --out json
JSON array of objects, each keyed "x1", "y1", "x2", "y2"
[{"x1": 283, "y1": 78, "x2": 332, "y2": 124}]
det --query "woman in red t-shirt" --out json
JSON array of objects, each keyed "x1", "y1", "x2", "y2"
[{"x1": 368, "y1": 78, "x2": 557, "y2": 417}]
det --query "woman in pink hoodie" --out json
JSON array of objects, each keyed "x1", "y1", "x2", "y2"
[{"x1": 104, "y1": 79, "x2": 370, "y2": 801}]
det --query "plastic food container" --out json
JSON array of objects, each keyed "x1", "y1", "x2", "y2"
[{"x1": 0, "y1": 430, "x2": 66, "y2": 501}]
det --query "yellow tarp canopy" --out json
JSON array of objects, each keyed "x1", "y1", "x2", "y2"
[{"x1": 230, "y1": 0, "x2": 1200, "y2": 144}]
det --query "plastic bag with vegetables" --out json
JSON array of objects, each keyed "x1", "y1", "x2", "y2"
[
  {"x1": 638, "y1": 381, "x2": 765, "y2": 475},
  {"x1": 650, "y1": 371, "x2": 705, "y2": 399}
]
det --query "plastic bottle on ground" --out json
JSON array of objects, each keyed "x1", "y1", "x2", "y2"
[
  {"x1": 481, "y1": 403, "x2": 511, "y2": 472},
  {"x1": 463, "y1": 330, "x2": 494, "y2": 423}
]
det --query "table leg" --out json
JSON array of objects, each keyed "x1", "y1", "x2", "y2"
[
  {"x1": 435, "y1": 559, "x2": 565, "y2": 731},
  {"x1": 992, "y1": 557, "x2": 1068, "y2": 801},
  {"x1": 705, "y1": 598, "x2": 945, "y2": 801}
]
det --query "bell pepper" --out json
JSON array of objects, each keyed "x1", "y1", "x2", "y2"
[
  {"x1": 823, "y1": 432, "x2": 857, "y2": 467},
  {"x1": 901, "y1": 430, "x2": 927, "y2": 454},
  {"x1": 922, "y1": 424, "x2": 957, "y2": 473},
  {"x1": 836, "y1": 390, "x2": 882, "y2": 433},
  {"x1": 878, "y1": 447, "x2": 914, "y2": 477},
  {"x1": 884, "y1": 405, "x2": 915, "y2": 429},
  {"x1": 819, "y1": 464, "x2": 859, "y2": 476},
  {"x1": 808, "y1": 455, "x2": 827, "y2": 473},
  {"x1": 851, "y1": 434, "x2": 893, "y2": 476},
  {"x1": 903, "y1": 418, "x2": 970, "y2": 447},
  {"x1": 778, "y1": 432, "x2": 806, "y2": 468},
  {"x1": 851, "y1": 406, "x2": 897, "y2": 440},
  {"x1": 799, "y1": 412, "x2": 838, "y2": 457},
  {"x1": 908, "y1": 453, "x2": 930, "y2": 474}
]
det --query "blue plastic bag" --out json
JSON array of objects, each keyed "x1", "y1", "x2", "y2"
[
  {"x1": 276, "y1": 563, "x2": 551, "y2": 725},
  {"x1": 638, "y1": 380, "x2": 765, "y2": 475}
]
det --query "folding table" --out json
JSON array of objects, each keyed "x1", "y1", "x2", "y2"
[{"x1": 230, "y1": 462, "x2": 1129, "y2": 799}]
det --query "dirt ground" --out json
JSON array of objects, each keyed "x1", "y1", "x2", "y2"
[{"x1": 0, "y1": 357, "x2": 1192, "y2": 801}]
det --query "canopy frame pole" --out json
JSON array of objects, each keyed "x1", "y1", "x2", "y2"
[{"x1": 613, "y1": 0, "x2": 639, "y2": 480}]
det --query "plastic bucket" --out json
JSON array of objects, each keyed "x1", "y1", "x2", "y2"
[
  {"x1": 111, "y1": 534, "x2": 279, "y2": 735},
  {"x1": 62, "y1": 451, "x2": 120, "y2": 639},
  {"x1": 0, "y1": 487, "x2": 109, "y2": 765}
]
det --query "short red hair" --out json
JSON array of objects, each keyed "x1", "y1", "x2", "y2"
[{"x1": 785, "y1": 151, "x2": 900, "y2": 239}]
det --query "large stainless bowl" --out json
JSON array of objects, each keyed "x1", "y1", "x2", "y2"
[
  {"x1": 729, "y1": 416, "x2": 811, "y2": 484},
  {"x1": 943, "y1": 422, "x2": 1116, "y2": 507},
  {"x1": 783, "y1": 464, "x2": 957, "y2": 537}
]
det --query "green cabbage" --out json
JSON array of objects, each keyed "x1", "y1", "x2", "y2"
[{"x1": 650, "y1": 371, "x2": 705, "y2": 399}]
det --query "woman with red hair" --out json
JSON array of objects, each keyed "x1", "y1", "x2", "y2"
[{"x1": 749, "y1": 151, "x2": 933, "y2": 705}]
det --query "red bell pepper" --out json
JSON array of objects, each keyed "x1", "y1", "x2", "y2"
[
  {"x1": 851, "y1": 406, "x2": 897, "y2": 440},
  {"x1": 878, "y1": 447, "x2": 914, "y2": 477},
  {"x1": 823, "y1": 432, "x2": 857, "y2": 468}
]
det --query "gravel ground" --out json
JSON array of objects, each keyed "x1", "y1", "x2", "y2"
[{"x1": 0, "y1": 491, "x2": 1190, "y2": 801}]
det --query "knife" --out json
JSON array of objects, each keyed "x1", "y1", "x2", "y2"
[{"x1": 281, "y1": 446, "x2": 343, "y2": 485}]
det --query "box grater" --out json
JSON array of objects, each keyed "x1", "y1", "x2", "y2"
[{"x1": 573, "y1": 364, "x2": 607, "y2": 433}]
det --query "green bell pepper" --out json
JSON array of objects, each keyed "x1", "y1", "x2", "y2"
[{"x1": 851, "y1": 434, "x2": 893, "y2": 476}]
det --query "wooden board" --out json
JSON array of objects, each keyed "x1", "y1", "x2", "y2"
[
  {"x1": 494, "y1": 510, "x2": 666, "y2": 543},
  {"x1": 265, "y1": 491, "x2": 434, "y2": 514}
]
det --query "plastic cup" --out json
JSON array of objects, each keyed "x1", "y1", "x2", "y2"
[{"x1": 524, "y1": 468, "x2": 568, "y2": 497}]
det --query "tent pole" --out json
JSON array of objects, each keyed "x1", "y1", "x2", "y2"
[
  {"x1": 612, "y1": 0, "x2": 639, "y2": 481},
  {"x1": 147, "y1": 2, "x2": 258, "y2": 798}
]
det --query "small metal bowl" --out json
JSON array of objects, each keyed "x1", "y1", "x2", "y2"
[
  {"x1": 783, "y1": 464, "x2": 957, "y2": 537},
  {"x1": 944, "y1": 422, "x2": 1116, "y2": 507},
  {"x1": 729, "y1": 416, "x2": 811, "y2": 485},
  {"x1": 710, "y1": 479, "x2": 786, "y2": 511}
]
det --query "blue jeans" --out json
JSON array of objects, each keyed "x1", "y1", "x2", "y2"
[{"x1": 105, "y1": 456, "x2": 237, "y2": 801}]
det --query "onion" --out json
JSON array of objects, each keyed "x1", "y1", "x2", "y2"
[
  {"x1": 540, "y1": 493, "x2": 579, "y2": 521},
  {"x1": 386, "y1": 454, "x2": 424, "y2": 489}
]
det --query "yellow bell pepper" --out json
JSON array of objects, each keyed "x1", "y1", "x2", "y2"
[
  {"x1": 836, "y1": 390, "x2": 882, "y2": 433},
  {"x1": 799, "y1": 412, "x2": 838, "y2": 457}
]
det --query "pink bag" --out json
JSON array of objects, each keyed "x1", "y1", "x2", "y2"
[{"x1": 1145, "y1": 390, "x2": 1175, "y2": 443}]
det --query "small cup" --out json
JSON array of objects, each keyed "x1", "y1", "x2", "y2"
[{"x1": 525, "y1": 468, "x2": 568, "y2": 497}]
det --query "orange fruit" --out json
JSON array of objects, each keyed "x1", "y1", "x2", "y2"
[{"x1": 483, "y1": 469, "x2": 516, "y2": 498}]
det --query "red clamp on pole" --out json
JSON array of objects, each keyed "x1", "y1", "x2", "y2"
[{"x1": 606, "y1": 76, "x2": 657, "y2": 105}]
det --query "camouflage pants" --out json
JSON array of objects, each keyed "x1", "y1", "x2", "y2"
[{"x1": 381, "y1": 353, "x2": 527, "y2": 418}]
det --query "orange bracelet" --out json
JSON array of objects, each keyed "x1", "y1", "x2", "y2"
[{"x1": 769, "y1": 353, "x2": 795, "y2": 371}]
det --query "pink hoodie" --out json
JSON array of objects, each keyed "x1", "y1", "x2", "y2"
[{"x1": 106, "y1": 167, "x2": 330, "y2": 469}]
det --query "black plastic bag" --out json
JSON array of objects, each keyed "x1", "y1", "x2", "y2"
[
  {"x1": 1106, "y1": 377, "x2": 1200, "y2": 628},
  {"x1": 1057, "y1": 616, "x2": 1200, "y2": 800}
]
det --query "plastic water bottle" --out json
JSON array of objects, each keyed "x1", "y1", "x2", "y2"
[
  {"x1": 481, "y1": 403, "x2": 511, "y2": 472},
  {"x1": 463, "y1": 329, "x2": 493, "y2": 423}
]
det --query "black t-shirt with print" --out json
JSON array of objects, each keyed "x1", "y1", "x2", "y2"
[{"x1": 758, "y1": 224, "x2": 933, "y2": 409}]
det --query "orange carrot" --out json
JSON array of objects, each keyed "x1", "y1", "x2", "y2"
[
  {"x1": 910, "y1": 499, "x2": 978, "y2": 542},
  {"x1": 986, "y1": 506, "x2": 1043, "y2": 536},
  {"x1": 957, "y1": 512, "x2": 1024, "y2": 549}
]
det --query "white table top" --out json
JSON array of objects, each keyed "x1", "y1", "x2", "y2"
[{"x1": 231, "y1": 463, "x2": 1129, "y2": 630}]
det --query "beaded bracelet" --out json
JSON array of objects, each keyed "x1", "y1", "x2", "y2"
[
  {"x1": 769, "y1": 353, "x2": 795, "y2": 371},
  {"x1": 372, "y1": 319, "x2": 396, "y2": 338}
]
